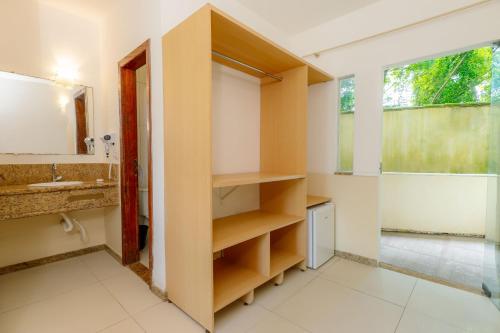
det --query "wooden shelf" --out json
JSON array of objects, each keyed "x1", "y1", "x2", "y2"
[
  {"x1": 213, "y1": 172, "x2": 305, "y2": 188},
  {"x1": 270, "y1": 248, "x2": 304, "y2": 277},
  {"x1": 213, "y1": 259, "x2": 267, "y2": 312},
  {"x1": 307, "y1": 195, "x2": 331, "y2": 208},
  {"x1": 213, "y1": 210, "x2": 303, "y2": 252}
]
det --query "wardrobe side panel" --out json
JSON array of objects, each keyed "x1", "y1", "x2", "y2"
[{"x1": 163, "y1": 6, "x2": 214, "y2": 331}]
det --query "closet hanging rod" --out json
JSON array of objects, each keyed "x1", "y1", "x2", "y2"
[{"x1": 212, "y1": 50, "x2": 283, "y2": 81}]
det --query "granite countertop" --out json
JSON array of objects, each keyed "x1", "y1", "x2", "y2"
[{"x1": 0, "y1": 181, "x2": 118, "y2": 196}]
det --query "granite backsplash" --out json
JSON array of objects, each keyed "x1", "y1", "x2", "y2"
[{"x1": 0, "y1": 164, "x2": 118, "y2": 186}]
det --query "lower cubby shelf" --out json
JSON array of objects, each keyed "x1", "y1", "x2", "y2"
[
  {"x1": 270, "y1": 248, "x2": 304, "y2": 277},
  {"x1": 213, "y1": 217, "x2": 306, "y2": 314},
  {"x1": 213, "y1": 259, "x2": 267, "y2": 312}
]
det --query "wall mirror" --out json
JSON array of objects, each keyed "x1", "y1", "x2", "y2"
[{"x1": 0, "y1": 71, "x2": 95, "y2": 155}]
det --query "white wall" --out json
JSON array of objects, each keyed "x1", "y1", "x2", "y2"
[
  {"x1": 211, "y1": 63, "x2": 261, "y2": 220},
  {"x1": 99, "y1": 0, "x2": 295, "y2": 292},
  {"x1": 0, "y1": 0, "x2": 104, "y2": 164},
  {"x1": 381, "y1": 174, "x2": 488, "y2": 235},
  {"x1": 292, "y1": 0, "x2": 488, "y2": 57},
  {"x1": 0, "y1": 209, "x2": 106, "y2": 267},
  {"x1": 0, "y1": 0, "x2": 293, "y2": 288},
  {"x1": 308, "y1": 173, "x2": 380, "y2": 259},
  {"x1": 98, "y1": 0, "x2": 163, "y2": 288},
  {"x1": 304, "y1": 0, "x2": 500, "y2": 260},
  {"x1": 0, "y1": 0, "x2": 106, "y2": 266},
  {"x1": 212, "y1": 63, "x2": 260, "y2": 175},
  {"x1": 304, "y1": 0, "x2": 500, "y2": 176},
  {"x1": 6, "y1": 0, "x2": 494, "y2": 291}
]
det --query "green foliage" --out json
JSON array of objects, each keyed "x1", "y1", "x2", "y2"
[
  {"x1": 340, "y1": 77, "x2": 355, "y2": 112},
  {"x1": 492, "y1": 45, "x2": 500, "y2": 103},
  {"x1": 384, "y1": 46, "x2": 493, "y2": 107}
]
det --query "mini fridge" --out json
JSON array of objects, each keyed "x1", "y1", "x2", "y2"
[{"x1": 307, "y1": 203, "x2": 335, "y2": 269}]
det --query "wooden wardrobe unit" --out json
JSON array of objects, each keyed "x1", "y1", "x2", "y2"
[{"x1": 163, "y1": 4, "x2": 332, "y2": 332}]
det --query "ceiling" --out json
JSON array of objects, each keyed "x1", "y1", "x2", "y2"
[
  {"x1": 236, "y1": 0, "x2": 381, "y2": 35},
  {"x1": 40, "y1": 0, "x2": 381, "y2": 33}
]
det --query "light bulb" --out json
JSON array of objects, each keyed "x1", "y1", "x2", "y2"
[{"x1": 58, "y1": 95, "x2": 69, "y2": 110}]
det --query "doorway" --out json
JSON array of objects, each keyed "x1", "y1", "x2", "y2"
[
  {"x1": 118, "y1": 40, "x2": 153, "y2": 281},
  {"x1": 378, "y1": 44, "x2": 497, "y2": 294}
]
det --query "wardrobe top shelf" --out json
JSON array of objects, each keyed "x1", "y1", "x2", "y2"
[
  {"x1": 213, "y1": 172, "x2": 305, "y2": 188},
  {"x1": 306, "y1": 195, "x2": 331, "y2": 208}
]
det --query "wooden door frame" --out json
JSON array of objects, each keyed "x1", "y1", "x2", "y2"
[
  {"x1": 74, "y1": 92, "x2": 88, "y2": 154},
  {"x1": 118, "y1": 40, "x2": 153, "y2": 276}
]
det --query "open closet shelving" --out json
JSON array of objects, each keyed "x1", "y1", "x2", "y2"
[{"x1": 163, "y1": 4, "x2": 332, "y2": 332}]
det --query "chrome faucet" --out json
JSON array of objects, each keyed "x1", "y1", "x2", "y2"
[{"x1": 52, "y1": 163, "x2": 63, "y2": 182}]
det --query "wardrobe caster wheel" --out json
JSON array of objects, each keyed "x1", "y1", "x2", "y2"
[
  {"x1": 298, "y1": 261, "x2": 307, "y2": 272},
  {"x1": 242, "y1": 290, "x2": 254, "y2": 306},
  {"x1": 273, "y1": 272, "x2": 284, "y2": 286}
]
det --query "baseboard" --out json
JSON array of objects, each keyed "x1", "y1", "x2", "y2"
[
  {"x1": 382, "y1": 228, "x2": 485, "y2": 238},
  {"x1": 335, "y1": 250, "x2": 378, "y2": 267},
  {"x1": 104, "y1": 245, "x2": 122, "y2": 264},
  {"x1": 379, "y1": 261, "x2": 484, "y2": 296},
  {"x1": 0, "y1": 244, "x2": 106, "y2": 275},
  {"x1": 150, "y1": 284, "x2": 168, "y2": 301}
]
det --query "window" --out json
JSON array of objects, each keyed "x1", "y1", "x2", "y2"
[
  {"x1": 338, "y1": 76, "x2": 355, "y2": 173},
  {"x1": 382, "y1": 46, "x2": 493, "y2": 174}
]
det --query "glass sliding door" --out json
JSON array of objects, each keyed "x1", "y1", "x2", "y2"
[{"x1": 484, "y1": 42, "x2": 500, "y2": 309}]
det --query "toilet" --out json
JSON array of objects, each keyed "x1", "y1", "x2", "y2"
[{"x1": 138, "y1": 187, "x2": 149, "y2": 226}]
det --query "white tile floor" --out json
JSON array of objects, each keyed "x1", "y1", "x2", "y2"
[{"x1": 0, "y1": 251, "x2": 499, "y2": 333}]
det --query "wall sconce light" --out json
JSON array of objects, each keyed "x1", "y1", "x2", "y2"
[{"x1": 54, "y1": 58, "x2": 79, "y2": 87}]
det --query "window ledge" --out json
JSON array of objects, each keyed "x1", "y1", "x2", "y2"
[{"x1": 334, "y1": 172, "x2": 353, "y2": 176}]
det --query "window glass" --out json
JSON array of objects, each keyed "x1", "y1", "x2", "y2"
[{"x1": 338, "y1": 76, "x2": 355, "y2": 173}]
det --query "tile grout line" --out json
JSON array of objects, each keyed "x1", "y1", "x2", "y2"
[
  {"x1": 249, "y1": 259, "x2": 340, "y2": 333},
  {"x1": 276, "y1": 268, "x2": 324, "y2": 305},
  {"x1": 237, "y1": 270, "x2": 321, "y2": 332},
  {"x1": 316, "y1": 275, "x2": 406, "y2": 308},
  {"x1": 0, "y1": 257, "x2": 101, "y2": 315},
  {"x1": 393, "y1": 278, "x2": 418, "y2": 333},
  {"x1": 266, "y1": 306, "x2": 314, "y2": 333},
  {"x1": 264, "y1": 259, "x2": 406, "y2": 333},
  {"x1": 94, "y1": 317, "x2": 139, "y2": 333},
  {"x1": 0, "y1": 280, "x2": 102, "y2": 316},
  {"x1": 319, "y1": 259, "x2": 414, "y2": 308},
  {"x1": 403, "y1": 280, "x2": 489, "y2": 332},
  {"x1": 250, "y1": 270, "x2": 324, "y2": 333},
  {"x1": 88, "y1": 251, "x2": 155, "y2": 332},
  {"x1": 96, "y1": 265, "x2": 164, "y2": 332},
  {"x1": 96, "y1": 277, "x2": 145, "y2": 332}
]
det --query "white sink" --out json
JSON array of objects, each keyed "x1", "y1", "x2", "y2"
[{"x1": 28, "y1": 181, "x2": 84, "y2": 188}]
